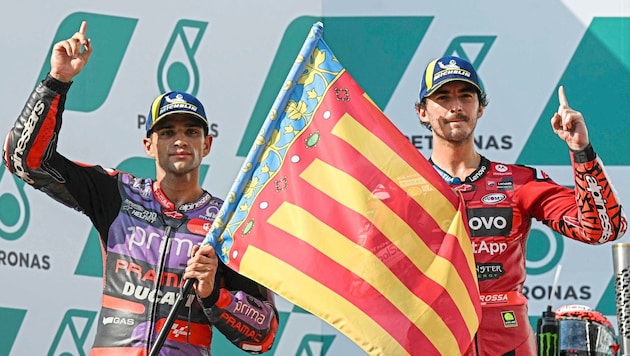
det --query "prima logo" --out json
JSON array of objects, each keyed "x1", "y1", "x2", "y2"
[
  {"x1": 126, "y1": 225, "x2": 195, "y2": 257},
  {"x1": 75, "y1": 157, "x2": 211, "y2": 278}
]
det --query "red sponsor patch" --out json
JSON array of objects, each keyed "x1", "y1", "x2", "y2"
[{"x1": 188, "y1": 218, "x2": 212, "y2": 236}]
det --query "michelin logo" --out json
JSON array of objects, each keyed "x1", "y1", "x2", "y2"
[
  {"x1": 434, "y1": 59, "x2": 472, "y2": 80},
  {"x1": 160, "y1": 94, "x2": 198, "y2": 115}
]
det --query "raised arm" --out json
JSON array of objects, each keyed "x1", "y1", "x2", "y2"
[
  {"x1": 550, "y1": 86, "x2": 589, "y2": 151},
  {"x1": 534, "y1": 86, "x2": 627, "y2": 244},
  {"x1": 2, "y1": 21, "x2": 93, "y2": 209},
  {"x1": 50, "y1": 21, "x2": 92, "y2": 82}
]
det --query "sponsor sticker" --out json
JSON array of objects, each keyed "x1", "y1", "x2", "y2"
[
  {"x1": 502, "y1": 311, "x2": 518, "y2": 328},
  {"x1": 481, "y1": 193, "x2": 506, "y2": 204}
]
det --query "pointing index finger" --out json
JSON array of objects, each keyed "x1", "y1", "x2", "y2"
[
  {"x1": 558, "y1": 85, "x2": 569, "y2": 107},
  {"x1": 80, "y1": 21, "x2": 87, "y2": 34}
]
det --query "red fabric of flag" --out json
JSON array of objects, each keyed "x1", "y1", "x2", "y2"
[{"x1": 206, "y1": 22, "x2": 480, "y2": 355}]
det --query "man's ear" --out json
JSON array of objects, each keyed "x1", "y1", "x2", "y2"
[
  {"x1": 417, "y1": 105, "x2": 429, "y2": 125},
  {"x1": 477, "y1": 105, "x2": 484, "y2": 119},
  {"x1": 143, "y1": 137, "x2": 155, "y2": 158},
  {"x1": 203, "y1": 135, "x2": 213, "y2": 156}
]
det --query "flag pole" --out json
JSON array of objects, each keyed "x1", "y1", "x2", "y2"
[
  {"x1": 148, "y1": 21, "x2": 325, "y2": 356},
  {"x1": 148, "y1": 280, "x2": 193, "y2": 356}
]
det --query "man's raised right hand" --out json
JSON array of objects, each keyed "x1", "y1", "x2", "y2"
[{"x1": 50, "y1": 20, "x2": 92, "y2": 83}]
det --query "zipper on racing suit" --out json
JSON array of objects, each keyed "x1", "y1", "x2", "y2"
[{"x1": 146, "y1": 210, "x2": 186, "y2": 353}]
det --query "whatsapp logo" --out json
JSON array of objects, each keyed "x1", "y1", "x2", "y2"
[{"x1": 37, "y1": 12, "x2": 138, "y2": 112}]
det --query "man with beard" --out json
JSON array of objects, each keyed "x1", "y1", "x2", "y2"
[{"x1": 414, "y1": 55, "x2": 626, "y2": 355}]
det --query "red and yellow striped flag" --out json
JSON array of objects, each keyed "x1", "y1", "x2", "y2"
[{"x1": 205, "y1": 22, "x2": 481, "y2": 355}]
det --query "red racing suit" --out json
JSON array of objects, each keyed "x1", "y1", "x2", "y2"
[
  {"x1": 2, "y1": 75, "x2": 278, "y2": 355},
  {"x1": 428, "y1": 154, "x2": 626, "y2": 355}
]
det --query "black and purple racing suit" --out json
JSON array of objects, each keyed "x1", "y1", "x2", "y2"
[{"x1": 3, "y1": 75, "x2": 278, "y2": 355}]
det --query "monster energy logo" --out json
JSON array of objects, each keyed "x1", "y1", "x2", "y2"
[{"x1": 538, "y1": 332, "x2": 559, "y2": 356}]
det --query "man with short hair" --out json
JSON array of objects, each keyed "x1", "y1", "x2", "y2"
[
  {"x1": 3, "y1": 21, "x2": 277, "y2": 355},
  {"x1": 414, "y1": 55, "x2": 626, "y2": 355}
]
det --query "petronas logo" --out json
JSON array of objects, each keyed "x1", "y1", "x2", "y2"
[
  {"x1": 0, "y1": 164, "x2": 30, "y2": 241},
  {"x1": 158, "y1": 19, "x2": 208, "y2": 95},
  {"x1": 526, "y1": 225, "x2": 565, "y2": 275}
]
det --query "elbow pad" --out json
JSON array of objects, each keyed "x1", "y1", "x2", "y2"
[
  {"x1": 206, "y1": 288, "x2": 278, "y2": 354},
  {"x1": 3, "y1": 76, "x2": 82, "y2": 210}
]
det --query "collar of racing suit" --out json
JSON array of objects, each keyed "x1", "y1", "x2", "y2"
[{"x1": 429, "y1": 155, "x2": 491, "y2": 184}]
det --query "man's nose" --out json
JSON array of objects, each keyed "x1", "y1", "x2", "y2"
[
  {"x1": 450, "y1": 99, "x2": 463, "y2": 112},
  {"x1": 173, "y1": 133, "x2": 187, "y2": 146}
]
